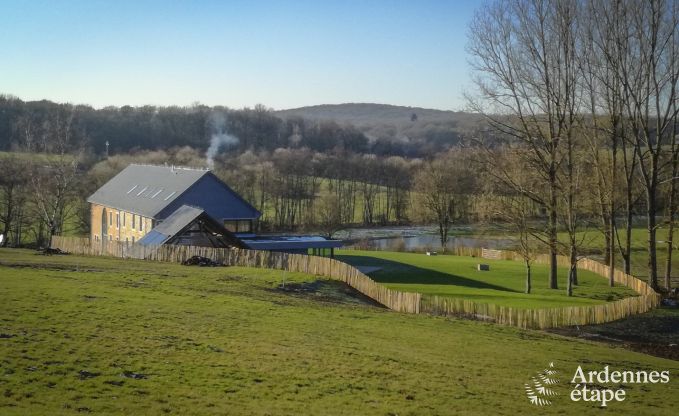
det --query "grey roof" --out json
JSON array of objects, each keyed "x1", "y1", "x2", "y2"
[
  {"x1": 140, "y1": 205, "x2": 206, "y2": 245},
  {"x1": 137, "y1": 204, "x2": 245, "y2": 247},
  {"x1": 87, "y1": 164, "x2": 209, "y2": 217}
]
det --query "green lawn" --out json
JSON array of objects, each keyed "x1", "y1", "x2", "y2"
[
  {"x1": 1, "y1": 249, "x2": 677, "y2": 415},
  {"x1": 556, "y1": 227, "x2": 679, "y2": 281},
  {"x1": 337, "y1": 250, "x2": 638, "y2": 309},
  {"x1": 442, "y1": 225, "x2": 679, "y2": 284}
]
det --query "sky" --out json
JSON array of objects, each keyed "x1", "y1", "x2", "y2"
[{"x1": 0, "y1": 0, "x2": 479, "y2": 111}]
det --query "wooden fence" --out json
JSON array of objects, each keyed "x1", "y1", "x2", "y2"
[
  {"x1": 419, "y1": 247, "x2": 661, "y2": 328},
  {"x1": 51, "y1": 236, "x2": 660, "y2": 329},
  {"x1": 51, "y1": 236, "x2": 421, "y2": 314}
]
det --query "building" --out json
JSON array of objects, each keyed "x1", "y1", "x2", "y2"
[
  {"x1": 88, "y1": 164, "x2": 342, "y2": 255},
  {"x1": 136, "y1": 204, "x2": 246, "y2": 248}
]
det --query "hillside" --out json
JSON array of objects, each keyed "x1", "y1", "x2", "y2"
[
  {"x1": 276, "y1": 103, "x2": 485, "y2": 147},
  {"x1": 1, "y1": 248, "x2": 677, "y2": 415}
]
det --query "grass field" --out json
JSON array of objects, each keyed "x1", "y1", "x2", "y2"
[
  {"x1": 1, "y1": 248, "x2": 677, "y2": 415},
  {"x1": 557, "y1": 227, "x2": 679, "y2": 281},
  {"x1": 337, "y1": 250, "x2": 637, "y2": 309},
  {"x1": 480, "y1": 227, "x2": 679, "y2": 280}
]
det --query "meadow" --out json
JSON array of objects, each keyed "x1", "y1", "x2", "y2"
[
  {"x1": 557, "y1": 227, "x2": 679, "y2": 281},
  {"x1": 0, "y1": 248, "x2": 677, "y2": 415},
  {"x1": 337, "y1": 250, "x2": 637, "y2": 309}
]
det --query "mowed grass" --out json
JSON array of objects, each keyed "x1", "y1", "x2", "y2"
[
  {"x1": 557, "y1": 227, "x2": 679, "y2": 282},
  {"x1": 337, "y1": 250, "x2": 638, "y2": 309},
  {"x1": 1, "y1": 249, "x2": 677, "y2": 415}
]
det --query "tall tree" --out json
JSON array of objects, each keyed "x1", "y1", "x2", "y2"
[
  {"x1": 618, "y1": 0, "x2": 679, "y2": 289},
  {"x1": 467, "y1": 0, "x2": 581, "y2": 289}
]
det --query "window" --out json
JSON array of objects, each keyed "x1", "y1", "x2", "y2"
[
  {"x1": 109, "y1": 212, "x2": 112, "y2": 226},
  {"x1": 122, "y1": 212, "x2": 126, "y2": 227},
  {"x1": 116, "y1": 212, "x2": 120, "y2": 229},
  {"x1": 132, "y1": 236, "x2": 135, "y2": 244},
  {"x1": 132, "y1": 214, "x2": 136, "y2": 229},
  {"x1": 139, "y1": 216, "x2": 144, "y2": 232},
  {"x1": 224, "y1": 220, "x2": 252, "y2": 233}
]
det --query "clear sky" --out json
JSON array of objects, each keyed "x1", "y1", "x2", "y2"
[{"x1": 0, "y1": 0, "x2": 479, "y2": 111}]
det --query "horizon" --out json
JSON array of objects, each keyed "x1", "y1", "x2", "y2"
[
  {"x1": 0, "y1": 0, "x2": 479, "y2": 112},
  {"x1": 0, "y1": 94, "x2": 468, "y2": 113}
]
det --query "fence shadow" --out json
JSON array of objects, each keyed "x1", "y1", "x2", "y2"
[{"x1": 336, "y1": 254, "x2": 518, "y2": 293}]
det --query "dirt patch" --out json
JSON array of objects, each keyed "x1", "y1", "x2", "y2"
[
  {"x1": 78, "y1": 370, "x2": 100, "y2": 380},
  {"x1": 37, "y1": 248, "x2": 69, "y2": 256},
  {"x1": 273, "y1": 280, "x2": 384, "y2": 308},
  {"x1": 121, "y1": 371, "x2": 148, "y2": 380},
  {"x1": 0, "y1": 261, "x2": 103, "y2": 273},
  {"x1": 182, "y1": 256, "x2": 223, "y2": 267},
  {"x1": 548, "y1": 307, "x2": 679, "y2": 361}
]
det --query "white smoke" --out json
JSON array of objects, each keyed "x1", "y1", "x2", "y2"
[{"x1": 206, "y1": 112, "x2": 239, "y2": 168}]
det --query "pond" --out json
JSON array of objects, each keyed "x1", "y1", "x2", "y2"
[{"x1": 335, "y1": 226, "x2": 517, "y2": 252}]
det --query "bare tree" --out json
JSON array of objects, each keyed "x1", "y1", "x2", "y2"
[
  {"x1": 413, "y1": 151, "x2": 473, "y2": 252},
  {"x1": 467, "y1": 0, "x2": 581, "y2": 289},
  {"x1": 617, "y1": 0, "x2": 679, "y2": 289},
  {"x1": 663, "y1": 101, "x2": 678, "y2": 291},
  {"x1": 316, "y1": 191, "x2": 342, "y2": 239},
  {"x1": 480, "y1": 187, "x2": 540, "y2": 294},
  {"x1": 22, "y1": 107, "x2": 84, "y2": 248},
  {"x1": 0, "y1": 155, "x2": 29, "y2": 246}
]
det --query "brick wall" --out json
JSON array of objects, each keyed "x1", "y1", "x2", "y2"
[{"x1": 90, "y1": 203, "x2": 154, "y2": 244}]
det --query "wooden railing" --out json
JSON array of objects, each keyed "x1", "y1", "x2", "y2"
[{"x1": 51, "y1": 236, "x2": 661, "y2": 329}]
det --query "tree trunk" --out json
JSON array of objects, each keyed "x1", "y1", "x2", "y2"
[
  {"x1": 603, "y1": 227, "x2": 611, "y2": 266},
  {"x1": 647, "y1": 188, "x2": 659, "y2": 290},
  {"x1": 525, "y1": 259, "x2": 532, "y2": 294},
  {"x1": 609, "y1": 214, "x2": 616, "y2": 287},
  {"x1": 438, "y1": 220, "x2": 448, "y2": 253},
  {"x1": 548, "y1": 203, "x2": 558, "y2": 289},
  {"x1": 623, "y1": 197, "x2": 633, "y2": 275},
  {"x1": 665, "y1": 185, "x2": 676, "y2": 291},
  {"x1": 569, "y1": 245, "x2": 578, "y2": 294},
  {"x1": 665, "y1": 229, "x2": 673, "y2": 291}
]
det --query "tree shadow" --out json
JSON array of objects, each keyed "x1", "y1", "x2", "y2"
[{"x1": 336, "y1": 254, "x2": 519, "y2": 293}]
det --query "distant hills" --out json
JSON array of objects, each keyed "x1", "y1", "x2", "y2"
[{"x1": 276, "y1": 103, "x2": 484, "y2": 147}]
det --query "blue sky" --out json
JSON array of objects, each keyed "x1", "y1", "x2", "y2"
[{"x1": 0, "y1": 0, "x2": 479, "y2": 110}]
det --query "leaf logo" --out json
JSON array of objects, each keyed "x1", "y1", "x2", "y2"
[{"x1": 525, "y1": 362, "x2": 560, "y2": 406}]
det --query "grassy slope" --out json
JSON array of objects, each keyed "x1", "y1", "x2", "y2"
[
  {"x1": 1, "y1": 249, "x2": 676, "y2": 415},
  {"x1": 337, "y1": 250, "x2": 637, "y2": 309}
]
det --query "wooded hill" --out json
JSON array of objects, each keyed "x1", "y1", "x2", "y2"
[
  {"x1": 277, "y1": 103, "x2": 484, "y2": 153},
  {"x1": 0, "y1": 96, "x2": 480, "y2": 158}
]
